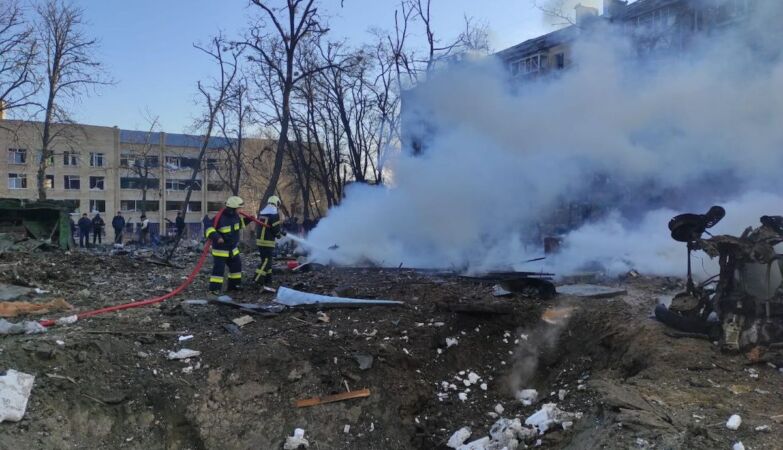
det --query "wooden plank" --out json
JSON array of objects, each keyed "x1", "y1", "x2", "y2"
[{"x1": 295, "y1": 388, "x2": 371, "y2": 408}]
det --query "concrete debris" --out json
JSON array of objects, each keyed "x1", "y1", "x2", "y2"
[
  {"x1": 556, "y1": 284, "x2": 627, "y2": 299},
  {"x1": 352, "y1": 353, "x2": 374, "y2": 370},
  {"x1": 283, "y1": 428, "x2": 309, "y2": 450},
  {"x1": 178, "y1": 335, "x2": 194, "y2": 342},
  {"x1": 0, "y1": 370, "x2": 35, "y2": 423},
  {"x1": 0, "y1": 283, "x2": 34, "y2": 301},
  {"x1": 183, "y1": 299, "x2": 209, "y2": 306},
  {"x1": 232, "y1": 315, "x2": 255, "y2": 327},
  {"x1": 167, "y1": 349, "x2": 201, "y2": 360},
  {"x1": 755, "y1": 425, "x2": 770, "y2": 432},
  {"x1": 458, "y1": 392, "x2": 468, "y2": 402},
  {"x1": 457, "y1": 437, "x2": 490, "y2": 450},
  {"x1": 558, "y1": 389, "x2": 567, "y2": 401},
  {"x1": 733, "y1": 442, "x2": 745, "y2": 450},
  {"x1": 494, "y1": 404, "x2": 505, "y2": 415},
  {"x1": 516, "y1": 389, "x2": 539, "y2": 406},
  {"x1": 492, "y1": 285, "x2": 513, "y2": 297},
  {"x1": 0, "y1": 318, "x2": 46, "y2": 335},
  {"x1": 343, "y1": 424, "x2": 350, "y2": 434},
  {"x1": 317, "y1": 311, "x2": 330, "y2": 323},
  {"x1": 541, "y1": 307, "x2": 575, "y2": 325},
  {"x1": 275, "y1": 286, "x2": 403, "y2": 308},
  {"x1": 446, "y1": 337, "x2": 459, "y2": 348},
  {"x1": 55, "y1": 315, "x2": 78, "y2": 325},
  {"x1": 726, "y1": 414, "x2": 742, "y2": 430},
  {"x1": 447, "y1": 428, "x2": 473, "y2": 449},
  {"x1": 525, "y1": 403, "x2": 582, "y2": 435}
]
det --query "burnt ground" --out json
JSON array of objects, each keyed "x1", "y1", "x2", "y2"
[{"x1": 0, "y1": 247, "x2": 781, "y2": 449}]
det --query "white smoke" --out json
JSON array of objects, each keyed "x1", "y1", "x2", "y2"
[{"x1": 307, "y1": 4, "x2": 783, "y2": 277}]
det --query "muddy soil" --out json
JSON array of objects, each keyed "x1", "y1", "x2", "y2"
[{"x1": 0, "y1": 248, "x2": 781, "y2": 449}]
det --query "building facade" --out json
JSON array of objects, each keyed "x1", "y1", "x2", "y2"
[
  {"x1": 0, "y1": 120, "x2": 233, "y2": 237},
  {"x1": 495, "y1": 0, "x2": 758, "y2": 77}
]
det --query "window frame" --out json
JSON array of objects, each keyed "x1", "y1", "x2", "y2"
[
  {"x1": 64, "y1": 175, "x2": 81, "y2": 190},
  {"x1": 90, "y1": 152, "x2": 105, "y2": 167},
  {"x1": 89, "y1": 176, "x2": 105, "y2": 190},
  {"x1": 7, "y1": 148, "x2": 27, "y2": 165},
  {"x1": 7, "y1": 173, "x2": 27, "y2": 189}
]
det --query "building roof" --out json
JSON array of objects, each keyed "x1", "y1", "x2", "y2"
[
  {"x1": 119, "y1": 129, "x2": 230, "y2": 149},
  {"x1": 616, "y1": 0, "x2": 683, "y2": 20},
  {"x1": 494, "y1": 25, "x2": 580, "y2": 62}
]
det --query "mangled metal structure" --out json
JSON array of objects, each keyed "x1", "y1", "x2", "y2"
[{"x1": 656, "y1": 206, "x2": 783, "y2": 350}]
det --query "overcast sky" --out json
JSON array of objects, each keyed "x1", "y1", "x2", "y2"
[{"x1": 68, "y1": 0, "x2": 600, "y2": 132}]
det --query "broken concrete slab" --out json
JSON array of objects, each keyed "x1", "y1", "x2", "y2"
[
  {"x1": 556, "y1": 284, "x2": 627, "y2": 299},
  {"x1": 275, "y1": 287, "x2": 403, "y2": 308},
  {"x1": 0, "y1": 369, "x2": 35, "y2": 423},
  {"x1": 352, "y1": 353, "x2": 374, "y2": 371},
  {"x1": 0, "y1": 283, "x2": 34, "y2": 301}
]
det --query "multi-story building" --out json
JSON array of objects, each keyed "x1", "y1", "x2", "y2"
[
  {"x1": 0, "y1": 120, "x2": 236, "y2": 237},
  {"x1": 495, "y1": 0, "x2": 759, "y2": 78}
]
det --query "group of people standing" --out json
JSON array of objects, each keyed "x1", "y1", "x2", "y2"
[{"x1": 73, "y1": 211, "x2": 153, "y2": 248}]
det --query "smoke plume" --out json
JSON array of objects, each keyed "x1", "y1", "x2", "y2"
[{"x1": 307, "y1": 3, "x2": 783, "y2": 278}]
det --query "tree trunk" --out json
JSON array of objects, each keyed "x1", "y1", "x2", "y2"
[{"x1": 261, "y1": 83, "x2": 292, "y2": 210}]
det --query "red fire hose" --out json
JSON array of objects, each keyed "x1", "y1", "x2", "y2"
[{"x1": 39, "y1": 208, "x2": 269, "y2": 328}]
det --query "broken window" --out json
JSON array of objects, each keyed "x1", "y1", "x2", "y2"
[
  {"x1": 89, "y1": 200, "x2": 106, "y2": 213},
  {"x1": 207, "y1": 202, "x2": 223, "y2": 212},
  {"x1": 90, "y1": 152, "x2": 105, "y2": 167},
  {"x1": 120, "y1": 177, "x2": 159, "y2": 190},
  {"x1": 44, "y1": 175, "x2": 54, "y2": 189},
  {"x1": 7, "y1": 148, "x2": 26, "y2": 165},
  {"x1": 7, "y1": 173, "x2": 27, "y2": 189},
  {"x1": 64, "y1": 175, "x2": 80, "y2": 190},
  {"x1": 555, "y1": 53, "x2": 565, "y2": 70},
  {"x1": 89, "y1": 176, "x2": 105, "y2": 190}
]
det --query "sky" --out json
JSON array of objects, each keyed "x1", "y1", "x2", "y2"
[{"x1": 62, "y1": 0, "x2": 596, "y2": 133}]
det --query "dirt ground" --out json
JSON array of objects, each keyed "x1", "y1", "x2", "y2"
[{"x1": 0, "y1": 246, "x2": 781, "y2": 449}]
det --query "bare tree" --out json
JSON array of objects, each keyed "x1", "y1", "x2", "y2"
[
  {"x1": 34, "y1": 0, "x2": 109, "y2": 200},
  {"x1": 164, "y1": 34, "x2": 240, "y2": 261},
  {"x1": 244, "y1": 0, "x2": 331, "y2": 210},
  {"x1": 214, "y1": 76, "x2": 251, "y2": 195},
  {"x1": 122, "y1": 114, "x2": 161, "y2": 216},
  {"x1": 0, "y1": 0, "x2": 37, "y2": 116}
]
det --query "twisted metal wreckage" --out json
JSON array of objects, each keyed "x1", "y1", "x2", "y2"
[{"x1": 656, "y1": 206, "x2": 783, "y2": 351}]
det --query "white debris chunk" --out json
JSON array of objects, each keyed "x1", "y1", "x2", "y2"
[
  {"x1": 446, "y1": 337, "x2": 459, "y2": 348},
  {"x1": 283, "y1": 428, "x2": 309, "y2": 450},
  {"x1": 55, "y1": 315, "x2": 78, "y2": 325},
  {"x1": 457, "y1": 437, "x2": 490, "y2": 450},
  {"x1": 458, "y1": 392, "x2": 468, "y2": 402},
  {"x1": 480, "y1": 383, "x2": 488, "y2": 391},
  {"x1": 525, "y1": 403, "x2": 582, "y2": 435},
  {"x1": 733, "y1": 442, "x2": 745, "y2": 450},
  {"x1": 467, "y1": 372, "x2": 481, "y2": 385},
  {"x1": 343, "y1": 424, "x2": 350, "y2": 434},
  {"x1": 178, "y1": 335, "x2": 194, "y2": 342},
  {"x1": 494, "y1": 403, "x2": 505, "y2": 415},
  {"x1": 447, "y1": 427, "x2": 472, "y2": 448},
  {"x1": 516, "y1": 389, "x2": 539, "y2": 406},
  {"x1": 558, "y1": 389, "x2": 567, "y2": 401},
  {"x1": 167, "y1": 349, "x2": 201, "y2": 360},
  {"x1": 755, "y1": 425, "x2": 769, "y2": 432},
  {"x1": 726, "y1": 414, "x2": 742, "y2": 430},
  {"x1": 0, "y1": 370, "x2": 35, "y2": 423}
]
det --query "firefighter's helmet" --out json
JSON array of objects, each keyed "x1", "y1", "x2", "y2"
[
  {"x1": 225, "y1": 196, "x2": 244, "y2": 209},
  {"x1": 267, "y1": 195, "x2": 281, "y2": 207}
]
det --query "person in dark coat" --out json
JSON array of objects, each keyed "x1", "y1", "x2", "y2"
[
  {"x1": 77, "y1": 213, "x2": 92, "y2": 248},
  {"x1": 91, "y1": 213, "x2": 105, "y2": 245},
  {"x1": 111, "y1": 211, "x2": 126, "y2": 244},
  {"x1": 140, "y1": 214, "x2": 150, "y2": 245},
  {"x1": 175, "y1": 212, "x2": 185, "y2": 237}
]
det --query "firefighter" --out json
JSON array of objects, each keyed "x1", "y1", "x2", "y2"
[
  {"x1": 254, "y1": 195, "x2": 285, "y2": 287},
  {"x1": 205, "y1": 196, "x2": 246, "y2": 294}
]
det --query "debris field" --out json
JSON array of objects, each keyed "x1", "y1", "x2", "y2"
[{"x1": 0, "y1": 249, "x2": 781, "y2": 449}]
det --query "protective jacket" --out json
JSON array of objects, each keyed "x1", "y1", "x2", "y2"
[
  {"x1": 205, "y1": 209, "x2": 246, "y2": 257},
  {"x1": 256, "y1": 204, "x2": 281, "y2": 248}
]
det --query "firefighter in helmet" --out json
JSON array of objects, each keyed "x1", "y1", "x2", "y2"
[
  {"x1": 254, "y1": 195, "x2": 285, "y2": 287},
  {"x1": 205, "y1": 196, "x2": 246, "y2": 294}
]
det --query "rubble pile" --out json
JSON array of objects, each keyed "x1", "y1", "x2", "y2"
[{"x1": 0, "y1": 249, "x2": 779, "y2": 449}]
